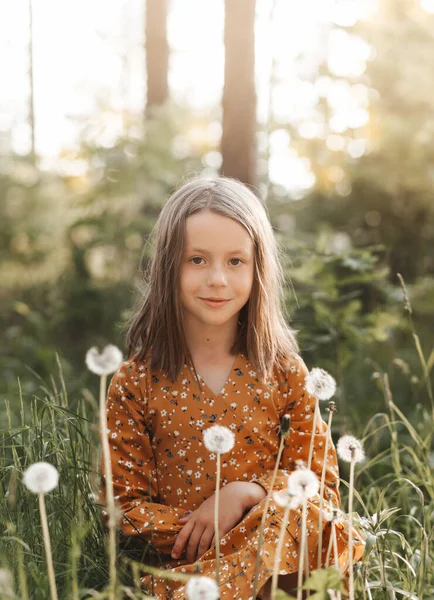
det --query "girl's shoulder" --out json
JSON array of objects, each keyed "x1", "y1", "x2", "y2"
[
  {"x1": 109, "y1": 354, "x2": 153, "y2": 391},
  {"x1": 272, "y1": 351, "x2": 309, "y2": 381},
  {"x1": 266, "y1": 352, "x2": 311, "y2": 400}
]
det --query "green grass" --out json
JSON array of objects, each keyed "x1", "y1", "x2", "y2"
[{"x1": 1, "y1": 329, "x2": 433, "y2": 599}]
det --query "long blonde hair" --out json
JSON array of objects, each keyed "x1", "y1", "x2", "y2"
[{"x1": 126, "y1": 176, "x2": 298, "y2": 381}]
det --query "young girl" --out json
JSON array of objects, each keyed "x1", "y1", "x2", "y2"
[{"x1": 101, "y1": 177, "x2": 364, "y2": 599}]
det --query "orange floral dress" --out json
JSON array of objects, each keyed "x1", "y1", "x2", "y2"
[{"x1": 100, "y1": 352, "x2": 364, "y2": 599}]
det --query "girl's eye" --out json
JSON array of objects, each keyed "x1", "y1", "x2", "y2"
[
  {"x1": 190, "y1": 257, "x2": 204, "y2": 265},
  {"x1": 189, "y1": 257, "x2": 243, "y2": 266}
]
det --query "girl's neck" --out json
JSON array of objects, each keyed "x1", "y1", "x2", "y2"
[{"x1": 184, "y1": 317, "x2": 238, "y2": 361}]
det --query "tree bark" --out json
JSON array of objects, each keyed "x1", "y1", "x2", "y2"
[
  {"x1": 221, "y1": 0, "x2": 257, "y2": 188},
  {"x1": 28, "y1": 0, "x2": 36, "y2": 161},
  {"x1": 145, "y1": 0, "x2": 169, "y2": 113}
]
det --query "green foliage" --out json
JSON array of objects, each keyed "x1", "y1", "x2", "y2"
[
  {"x1": 1, "y1": 306, "x2": 433, "y2": 598},
  {"x1": 1, "y1": 105, "x2": 206, "y2": 403},
  {"x1": 301, "y1": 566, "x2": 345, "y2": 599}
]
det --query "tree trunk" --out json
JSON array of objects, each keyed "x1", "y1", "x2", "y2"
[
  {"x1": 28, "y1": 0, "x2": 36, "y2": 161},
  {"x1": 221, "y1": 0, "x2": 257, "y2": 188},
  {"x1": 145, "y1": 0, "x2": 169, "y2": 113}
]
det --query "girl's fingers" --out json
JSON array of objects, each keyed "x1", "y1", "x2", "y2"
[
  {"x1": 185, "y1": 525, "x2": 204, "y2": 564},
  {"x1": 178, "y1": 511, "x2": 193, "y2": 524},
  {"x1": 196, "y1": 527, "x2": 214, "y2": 561},
  {"x1": 171, "y1": 518, "x2": 194, "y2": 559}
]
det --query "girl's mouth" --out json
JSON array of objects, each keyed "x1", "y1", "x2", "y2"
[{"x1": 200, "y1": 298, "x2": 230, "y2": 308}]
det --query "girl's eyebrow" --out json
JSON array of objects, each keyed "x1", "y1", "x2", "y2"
[{"x1": 189, "y1": 247, "x2": 250, "y2": 256}]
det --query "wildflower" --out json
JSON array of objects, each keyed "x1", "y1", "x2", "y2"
[
  {"x1": 22, "y1": 464, "x2": 59, "y2": 600},
  {"x1": 287, "y1": 468, "x2": 319, "y2": 504},
  {"x1": 273, "y1": 489, "x2": 299, "y2": 510},
  {"x1": 203, "y1": 425, "x2": 235, "y2": 454},
  {"x1": 0, "y1": 569, "x2": 13, "y2": 595},
  {"x1": 186, "y1": 575, "x2": 219, "y2": 600},
  {"x1": 305, "y1": 368, "x2": 336, "y2": 401},
  {"x1": 337, "y1": 435, "x2": 365, "y2": 463},
  {"x1": 23, "y1": 462, "x2": 59, "y2": 494},
  {"x1": 85, "y1": 345, "x2": 123, "y2": 376}
]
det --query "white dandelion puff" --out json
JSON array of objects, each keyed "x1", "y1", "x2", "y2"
[
  {"x1": 287, "y1": 468, "x2": 319, "y2": 503},
  {"x1": 0, "y1": 569, "x2": 13, "y2": 595},
  {"x1": 305, "y1": 368, "x2": 336, "y2": 401},
  {"x1": 186, "y1": 575, "x2": 220, "y2": 600},
  {"x1": 337, "y1": 435, "x2": 365, "y2": 463},
  {"x1": 23, "y1": 462, "x2": 59, "y2": 494},
  {"x1": 85, "y1": 345, "x2": 123, "y2": 376},
  {"x1": 203, "y1": 425, "x2": 235, "y2": 454},
  {"x1": 273, "y1": 489, "x2": 300, "y2": 510}
]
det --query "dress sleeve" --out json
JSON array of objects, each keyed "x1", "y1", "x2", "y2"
[
  {"x1": 99, "y1": 359, "x2": 183, "y2": 554},
  {"x1": 250, "y1": 353, "x2": 341, "y2": 507}
]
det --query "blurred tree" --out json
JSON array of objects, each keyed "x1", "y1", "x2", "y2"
[
  {"x1": 145, "y1": 0, "x2": 169, "y2": 113},
  {"x1": 221, "y1": 0, "x2": 257, "y2": 188},
  {"x1": 28, "y1": 0, "x2": 36, "y2": 161}
]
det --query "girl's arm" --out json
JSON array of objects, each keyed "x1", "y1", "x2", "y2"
[{"x1": 99, "y1": 360, "x2": 183, "y2": 555}]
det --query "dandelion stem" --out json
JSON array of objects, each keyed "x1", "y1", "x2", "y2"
[
  {"x1": 348, "y1": 459, "x2": 355, "y2": 600},
  {"x1": 307, "y1": 402, "x2": 319, "y2": 470},
  {"x1": 317, "y1": 405, "x2": 334, "y2": 569},
  {"x1": 252, "y1": 433, "x2": 287, "y2": 599},
  {"x1": 332, "y1": 525, "x2": 341, "y2": 600},
  {"x1": 214, "y1": 454, "x2": 221, "y2": 588},
  {"x1": 271, "y1": 502, "x2": 291, "y2": 599},
  {"x1": 325, "y1": 525, "x2": 333, "y2": 568},
  {"x1": 99, "y1": 373, "x2": 117, "y2": 599},
  {"x1": 297, "y1": 499, "x2": 308, "y2": 600},
  {"x1": 38, "y1": 493, "x2": 58, "y2": 600}
]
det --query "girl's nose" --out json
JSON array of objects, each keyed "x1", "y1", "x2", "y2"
[{"x1": 208, "y1": 266, "x2": 227, "y2": 286}]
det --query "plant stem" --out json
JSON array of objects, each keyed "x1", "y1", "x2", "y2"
[
  {"x1": 307, "y1": 402, "x2": 319, "y2": 470},
  {"x1": 214, "y1": 454, "x2": 222, "y2": 588},
  {"x1": 252, "y1": 434, "x2": 287, "y2": 599},
  {"x1": 271, "y1": 503, "x2": 291, "y2": 599},
  {"x1": 348, "y1": 459, "x2": 355, "y2": 600},
  {"x1": 297, "y1": 500, "x2": 308, "y2": 600},
  {"x1": 99, "y1": 374, "x2": 117, "y2": 600},
  {"x1": 317, "y1": 406, "x2": 334, "y2": 569},
  {"x1": 38, "y1": 493, "x2": 58, "y2": 600}
]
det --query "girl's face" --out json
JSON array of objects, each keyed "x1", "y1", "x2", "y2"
[{"x1": 180, "y1": 210, "x2": 255, "y2": 333}]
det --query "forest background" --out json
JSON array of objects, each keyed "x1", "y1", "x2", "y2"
[
  {"x1": 2, "y1": 0, "x2": 434, "y2": 597},
  {"x1": 2, "y1": 0, "x2": 434, "y2": 440}
]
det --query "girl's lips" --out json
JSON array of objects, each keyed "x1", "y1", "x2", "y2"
[{"x1": 200, "y1": 298, "x2": 230, "y2": 307}]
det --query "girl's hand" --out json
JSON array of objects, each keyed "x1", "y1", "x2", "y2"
[{"x1": 171, "y1": 481, "x2": 266, "y2": 563}]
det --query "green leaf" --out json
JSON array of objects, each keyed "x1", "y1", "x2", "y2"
[
  {"x1": 302, "y1": 567, "x2": 345, "y2": 597},
  {"x1": 274, "y1": 589, "x2": 296, "y2": 600}
]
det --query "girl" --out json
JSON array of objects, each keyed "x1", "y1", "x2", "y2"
[{"x1": 101, "y1": 177, "x2": 364, "y2": 599}]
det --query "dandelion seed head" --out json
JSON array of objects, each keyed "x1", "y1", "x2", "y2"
[
  {"x1": 23, "y1": 462, "x2": 59, "y2": 494},
  {"x1": 186, "y1": 575, "x2": 219, "y2": 600},
  {"x1": 287, "y1": 468, "x2": 319, "y2": 504},
  {"x1": 273, "y1": 489, "x2": 300, "y2": 510},
  {"x1": 337, "y1": 435, "x2": 365, "y2": 463},
  {"x1": 0, "y1": 569, "x2": 13, "y2": 592},
  {"x1": 280, "y1": 414, "x2": 291, "y2": 437},
  {"x1": 203, "y1": 425, "x2": 235, "y2": 454},
  {"x1": 85, "y1": 345, "x2": 123, "y2": 376},
  {"x1": 305, "y1": 368, "x2": 336, "y2": 401}
]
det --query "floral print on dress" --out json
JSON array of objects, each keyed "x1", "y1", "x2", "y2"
[{"x1": 100, "y1": 352, "x2": 364, "y2": 599}]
